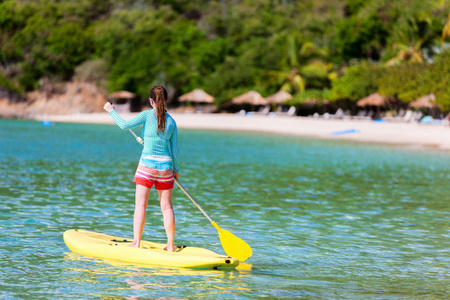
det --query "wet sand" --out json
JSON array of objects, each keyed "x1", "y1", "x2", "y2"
[{"x1": 34, "y1": 112, "x2": 450, "y2": 151}]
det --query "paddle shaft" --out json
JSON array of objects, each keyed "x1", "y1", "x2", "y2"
[
  {"x1": 174, "y1": 179, "x2": 214, "y2": 223},
  {"x1": 129, "y1": 129, "x2": 143, "y2": 145},
  {"x1": 129, "y1": 129, "x2": 213, "y2": 223}
]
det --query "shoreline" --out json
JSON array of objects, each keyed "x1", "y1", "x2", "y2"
[{"x1": 31, "y1": 112, "x2": 450, "y2": 152}]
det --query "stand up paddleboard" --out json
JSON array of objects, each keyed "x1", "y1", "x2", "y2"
[{"x1": 63, "y1": 229, "x2": 239, "y2": 269}]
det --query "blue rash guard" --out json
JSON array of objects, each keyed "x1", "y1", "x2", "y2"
[{"x1": 109, "y1": 109, "x2": 180, "y2": 173}]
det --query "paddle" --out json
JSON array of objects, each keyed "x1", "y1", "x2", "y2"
[
  {"x1": 128, "y1": 129, "x2": 253, "y2": 261},
  {"x1": 129, "y1": 129, "x2": 144, "y2": 145},
  {"x1": 173, "y1": 179, "x2": 253, "y2": 262}
]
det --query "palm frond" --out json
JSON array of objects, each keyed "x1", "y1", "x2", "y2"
[
  {"x1": 288, "y1": 36, "x2": 299, "y2": 67},
  {"x1": 292, "y1": 74, "x2": 305, "y2": 92}
]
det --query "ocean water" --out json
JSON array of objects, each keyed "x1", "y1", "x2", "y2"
[{"x1": 0, "y1": 119, "x2": 449, "y2": 299}]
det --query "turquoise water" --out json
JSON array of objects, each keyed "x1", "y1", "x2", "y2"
[{"x1": 1, "y1": 119, "x2": 449, "y2": 299}]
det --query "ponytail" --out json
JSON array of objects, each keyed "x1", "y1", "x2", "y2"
[{"x1": 150, "y1": 86, "x2": 168, "y2": 134}]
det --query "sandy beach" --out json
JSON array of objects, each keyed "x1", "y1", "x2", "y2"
[{"x1": 33, "y1": 112, "x2": 450, "y2": 151}]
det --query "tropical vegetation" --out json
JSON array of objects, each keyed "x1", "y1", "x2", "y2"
[{"x1": 1, "y1": 0, "x2": 450, "y2": 112}]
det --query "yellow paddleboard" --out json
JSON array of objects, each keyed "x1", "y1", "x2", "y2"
[{"x1": 63, "y1": 229, "x2": 239, "y2": 269}]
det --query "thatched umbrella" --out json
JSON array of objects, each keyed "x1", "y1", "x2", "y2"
[
  {"x1": 409, "y1": 93, "x2": 436, "y2": 108},
  {"x1": 179, "y1": 89, "x2": 214, "y2": 103},
  {"x1": 108, "y1": 91, "x2": 135, "y2": 99},
  {"x1": 356, "y1": 93, "x2": 389, "y2": 107},
  {"x1": 231, "y1": 91, "x2": 267, "y2": 106},
  {"x1": 265, "y1": 90, "x2": 292, "y2": 104},
  {"x1": 108, "y1": 91, "x2": 136, "y2": 112},
  {"x1": 356, "y1": 93, "x2": 395, "y2": 119}
]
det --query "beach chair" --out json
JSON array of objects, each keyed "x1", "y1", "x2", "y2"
[
  {"x1": 354, "y1": 110, "x2": 372, "y2": 120},
  {"x1": 354, "y1": 110, "x2": 366, "y2": 120},
  {"x1": 330, "y1": 108, "x2": 345, "y2": 119},
  {"x1": 276, "y1": 106, "x2": 296, "y2": 116},
  {"x1": 412, "y1": 111, "x2": 423, "y2": 122},
  {"x1": 256, "y1": 105, "x2": 270, "y2": 115},
  {"x1": 395, "y1": 109, "x2": 406, "y2": 121},
  {"x1": 236, "y1": 109, "x2": 246, "y2": 116},
  {"x1": 286, "y1": 106, "x2": 296, "y2": 116},
  {"x1": 400, "y1": 110, "x2": 413, "y2": 122}
]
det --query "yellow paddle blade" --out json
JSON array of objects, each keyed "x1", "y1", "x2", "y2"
[{"x1": 212, "y1": 221, "x2": 253, "y2": 262}]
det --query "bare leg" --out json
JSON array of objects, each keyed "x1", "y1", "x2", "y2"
[
  {"x1": 158, "y1": 189, "x2": 175, "y2": 252},
  {"x1": 130, "y1": 184, "x2": 151, "y2": 248}
]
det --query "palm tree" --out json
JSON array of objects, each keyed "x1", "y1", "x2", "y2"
[
  {"x1": 279, "y1": 69, "x2": 305, "y2": 94},
  {"x1": 386, "y1": 15, "x2": 435, "y2": 66},
  {"x1": 266, "y1": 35, "x2": 334, "y2": 94},
  {"x1": 386, "y1": 19, "x2": 433, "y2": 66},
  {"x1": 279, "y1": 36, "x2": 306, "y2": 93},
  {"x1": 386, "y1": 38, "x2": 426, "y2": 66}
]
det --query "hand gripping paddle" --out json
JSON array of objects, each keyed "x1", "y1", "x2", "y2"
[{"x1": 128, "y1": 129, "x2": 252, "y2": 261}]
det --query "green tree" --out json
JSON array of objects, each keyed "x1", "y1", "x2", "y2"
[
  {"x1": 334, "y1": 9, "x2": 390, "y2": 61},
  {"x1": 329, "y1": 62, "x2": 381, "y2": 101},
  {"x1": 262, "y1": 35, "x2": 334, "y2": 95},
  {"x1": 377, "y1": 63, "x2": 429, "y2": 102},
  {"x1": 384, "y1": 13, "x2": 435, "y2": 65},
  {"x1": 426, "y1": 50, "x2": 450, "y2": 111},
  {"x1": 101, "y1": 6, "x2": 208, "y2": 98},
  {"x1": 1, "y1": 0, "x2": 449, "y2": 111},
  {"x1": 385, "y1": 32, "x2": 427, "y2": 65},
  {"x1": 377, "y1": 50, "x2": 450, "y2": 111},
  {"x1": 3, "y1": 1, "x2": 96, "y2": 89}
]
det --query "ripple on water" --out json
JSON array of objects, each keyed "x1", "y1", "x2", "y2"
[{"x1": 1, "y1": 121, "x2": 449, "y2": 299}]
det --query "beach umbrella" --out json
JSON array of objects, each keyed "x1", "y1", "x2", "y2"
[
  {"x1": 409, "y1": 93, "x2": 436, "y2": 108},
  {"x1": 179, "y1": 89, "x2": 214, "y2": 104},
  {"x1": 357, "y1": 93, "x2": 395, "y2": 119},
  {"x1": 231, "y1": 91, "x2": 267, "y2": 106},
  {"x1": 108, "y1": 91, "x2": 135, "y2": 99},
  {"x1": 265, "y1": 90, "x2": 292, "y2": 104},
  {"x1": 356, "y1": 93, "x2": 392, "y2": 107}
]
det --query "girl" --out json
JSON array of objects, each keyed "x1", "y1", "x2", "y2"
[{"x1": 103, "y1": 86, "x2": 179, "y2": 251}]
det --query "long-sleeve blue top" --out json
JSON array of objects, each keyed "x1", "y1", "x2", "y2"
[{"x1": 109, "y1": 109, "x2": 180, "y2": 172}]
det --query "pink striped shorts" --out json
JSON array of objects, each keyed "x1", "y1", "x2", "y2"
[{"x1": 133, "y1": 163, "x2": 174, "y2": 190}]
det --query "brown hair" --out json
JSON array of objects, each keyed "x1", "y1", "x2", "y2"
[{"x1": 149, "y1": 85, "x2": 168, "y2": 134}]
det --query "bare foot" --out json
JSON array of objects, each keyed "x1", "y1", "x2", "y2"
[
  {"x1": 164, "y1": 246, "x2": 175, "y2": 252},
  {"x1": 129, "y1": 241, "x2": 140, "y2": 248}
]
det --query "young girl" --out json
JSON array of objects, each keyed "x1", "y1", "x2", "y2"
[{"x1": 103, "y1": 86, "x2": 179, "y2": 251}]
